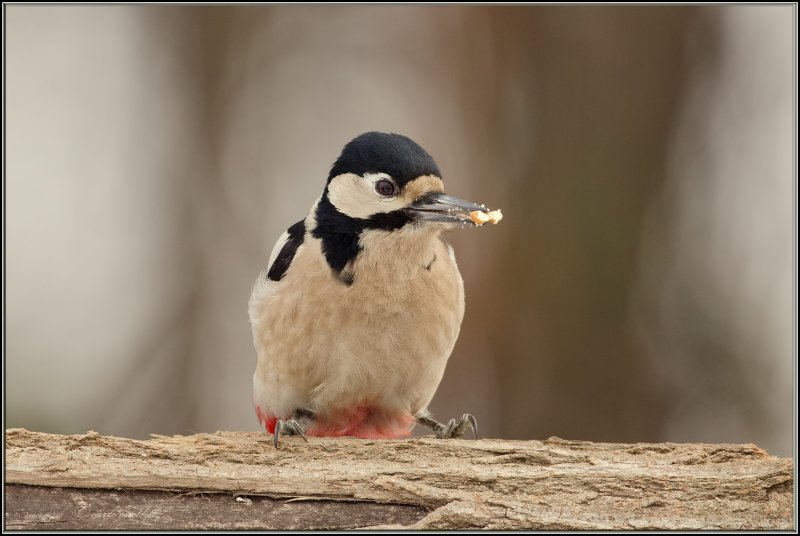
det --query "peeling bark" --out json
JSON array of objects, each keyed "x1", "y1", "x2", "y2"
[{"x1": 4, "y1": 429, "x2": 793, "y2": 530}]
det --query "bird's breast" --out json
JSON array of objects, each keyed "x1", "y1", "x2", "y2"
[{"x1": 251, "y1": 228, "x2": 465, "y2": 428}]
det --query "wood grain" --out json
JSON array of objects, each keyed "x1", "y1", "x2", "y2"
[
  {"x1": 5, "y1": 485, "x2": 428, "y2": 530},
  {"x1": 5, "y1": 428, "x2": 794, "y2": 530}
]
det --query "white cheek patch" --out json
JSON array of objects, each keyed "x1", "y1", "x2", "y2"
[{"x1": 327, "y1": 173, "x2": 407, "y2": 219}]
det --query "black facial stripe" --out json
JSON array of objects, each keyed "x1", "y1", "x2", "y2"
[
  {"x1": 312, "y1": 192, "x2": 414, "y2": 281},
  {"x1": 266, "y1": 219, "x2": 305, "y2": 282},
  {"x1": 366, "y1": 209, "x2": 413, "y2": 231},
  {"x1": 312, "y1": 195, "x2": 362, "y2": 277},
  {"x1": 328, "y1": 132, "x2": 441, "y2": 188}
]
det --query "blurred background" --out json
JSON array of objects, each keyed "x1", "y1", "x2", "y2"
[{"x1": 5, "y1": 5, "x2": 794, "y2": 456}]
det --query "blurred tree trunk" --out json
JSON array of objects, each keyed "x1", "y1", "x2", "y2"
[{"x1": 474, "y1": 7, "x2": 709, "y2": 442}]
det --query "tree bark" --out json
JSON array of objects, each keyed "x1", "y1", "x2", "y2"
[{"x1": 4, "y1": 428, "x2": 793, "y2": 530}]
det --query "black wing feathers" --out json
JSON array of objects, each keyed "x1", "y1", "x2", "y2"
[{"x1": 266, "y1": 220, "x2": 305, "y2": 282}]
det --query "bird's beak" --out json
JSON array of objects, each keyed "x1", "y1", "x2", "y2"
[{"x1": 405, "y1": 192, "x2": 489, "y2": 226}]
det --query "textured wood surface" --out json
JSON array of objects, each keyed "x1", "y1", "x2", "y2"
[
  {"x1": 4, "y1": 485, "x2": 428, "y2": 530},
  {"x1": 4, "y1": 428, "x2": 794, "y2": 530}
]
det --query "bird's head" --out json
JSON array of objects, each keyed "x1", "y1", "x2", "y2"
[
  {"x1": 319, "y1": 132, "x2": 492, "y2": 231},
  {"x1": 311, "y1": 132, "x2": 499, "y2": 282}
]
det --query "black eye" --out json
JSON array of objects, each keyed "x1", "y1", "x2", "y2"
[{"x1": 375, "y1": 179, "x2": 398, "y2": 197}]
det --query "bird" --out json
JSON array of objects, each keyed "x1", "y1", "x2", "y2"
[{"x1": 248, "y1": 131, "x2": 501, "y2": 447}]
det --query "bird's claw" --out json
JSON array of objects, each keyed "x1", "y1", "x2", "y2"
[
  {"x1": 466, "y1": 413, "x2": 478, "y2": 439},
  {"x1": 273, "y1": 418, "x2": 309, "y2": 449},
  {"x1": 434, "y1": 413, "x2": 478, "y2": 439}
]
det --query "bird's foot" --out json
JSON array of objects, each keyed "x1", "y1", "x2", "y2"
[
  {"x1": 273, "y1": 418, "x2": 309, "y2": 449},
  {"x1": 416, "y1": 413, "x2": 478, "y2": 439}
]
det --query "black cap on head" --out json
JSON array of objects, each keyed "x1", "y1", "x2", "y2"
[{"x1": 327, "y1": 132, "x2": 441, "y2": 187}]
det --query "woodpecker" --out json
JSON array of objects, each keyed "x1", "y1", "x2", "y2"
[{"x1": 249, "y1": 132, "x2": 501, "y2": 447}]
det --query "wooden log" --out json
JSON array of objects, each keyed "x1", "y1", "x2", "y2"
[
  {"x1": 4, "y1": 428, "x2": 794, "y2": 530},
  {"x1": 4, "y1": 486, "x2": 428, "y2": 530}
]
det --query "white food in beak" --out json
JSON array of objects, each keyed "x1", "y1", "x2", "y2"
[{"x1": 470, "y1": 209, "x2": 503, "y2": 225}]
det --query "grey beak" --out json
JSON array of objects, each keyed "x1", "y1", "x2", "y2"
[{"x1": 405, "y1": 192, "x2": 488, "y2": 225}]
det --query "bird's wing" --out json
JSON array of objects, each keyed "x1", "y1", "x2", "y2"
[
  {"x1": 266, "y1": 220, "x2": 306, "y2": 282},
  {"x1": 266, "y1": 229, "x2": 291, "y2": 275},
  {"x1": 249, "y1": 219, "x2": 306, "y2": 324}
]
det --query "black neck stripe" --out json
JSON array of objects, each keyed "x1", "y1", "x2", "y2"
[{"x1": 311, "y1": 191, "x2": 413, "y2": 279}]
